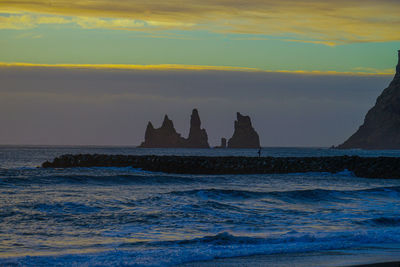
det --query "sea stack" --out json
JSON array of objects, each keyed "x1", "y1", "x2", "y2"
[
  {"x1": 228, "y1": 112, "x2": 260, "y2": 148},
  {"x1": 338, "y1": 50, "x2": 400, "y2": 149},
  {"x1": 186, "y1": 109, "x2": 210, "y2": 148},
  {"x1": 139, "y1": 115, "x2": 186, "y2": 148},
  {"x1": 139, "y1": 109, "x2": 210, "y2": 148},
  {"x1": 215, "y1": 138, "x2": 227, "y2": 149}
]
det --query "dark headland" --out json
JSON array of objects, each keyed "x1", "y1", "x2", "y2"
[
  {"x1": 42, "y1": 154, "x2": 400, "y2": 179},
  {"x1": 338, "y1": 50, "x2": 400, "y2": 149}
]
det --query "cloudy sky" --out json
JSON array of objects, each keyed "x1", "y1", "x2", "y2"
[{"x1": 0, "y1": 0, "x2": 399, "y2": 146}]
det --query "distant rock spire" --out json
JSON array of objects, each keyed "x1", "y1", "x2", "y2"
[
  {"x1": 187, "y1": 109, "x2": 210, "y2": 148},
  {"x1": 228, "y1": 112, "x2": 260, "y2": 148},
  {"x1": 161, "y1": 115, "x2": 174, "y2": 130},
  {"x1": 190, "y1": 109, "x2": 201, "y2": 130},
  {"x1": 144, "y1": 121, "x2": 155, "y2": 141},
  {"x1": 338, "y1": 50, "x2": 400, "y2": 149}
]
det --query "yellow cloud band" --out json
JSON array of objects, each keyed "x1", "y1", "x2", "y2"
[
  {"x1": 0, "y1": 62, "x2": 394, "y2": 76},
  {"x1": 1, "y1": 0, "x2": 400, "y2": 44}
]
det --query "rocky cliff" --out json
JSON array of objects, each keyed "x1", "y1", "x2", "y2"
[
  {"x1": 139, "y1": 109, "x2": 209, "y2": 148},
  {"x1": 228, "y1": 112, "x2": 260, "y2": 148},
  {"x1": 338, "y1": 50, "x2": 400, "y2": 149}
]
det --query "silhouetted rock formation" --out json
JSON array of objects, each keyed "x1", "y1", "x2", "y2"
[
  {"x1": 139, "y1": 109, "x2": 209, "y2": 148},
  {"x1": 338, "y1": 50, "x2": 400, "y2": 149},
  {"x1": 140, "y1": 115, "x2": 186, "y2": 148},
  {"x1": 221, "y1": 138, "x2": 227, "y2": 148},
  {"x1": 186, "y1": 109, "x2": 210, "y2": 148},
  {"x1": 228, "y1": 112, "x2": 260, "y2": 148}
]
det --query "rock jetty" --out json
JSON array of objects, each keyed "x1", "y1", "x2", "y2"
[
  {"x1": 139, "y1": 109, "x2": 209, "y2": 148},
  {"x1": 42, "y1": 154, "x2": 400, "y2": 179},
  {"x1": 338, "y1": 50, "x2": 400, "y2": 149},
  {"x1": 228, "y1": 112, "x2": 260, "y2": 148}
]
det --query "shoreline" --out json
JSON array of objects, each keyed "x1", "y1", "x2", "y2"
[
  {"x1": 175, "y1": 248, "x2": 400, "y2": 267},
  {"x1": 42, "y1": 154, "x2": 400, "y2": 179},
  {"x1": 177, "y1": 258, "x2": 400, "y2": 267},
  {"x1": 352, "y1": 262, "x2": 400, "y2": 267}
]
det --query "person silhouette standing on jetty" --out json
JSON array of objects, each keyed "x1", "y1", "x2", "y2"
[{"x1": 258, "y1": 147, "x2": 262, "y2": 157}]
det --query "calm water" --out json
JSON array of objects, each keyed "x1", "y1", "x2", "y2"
[{"x1": 1, "y1": 146, "x2": 400, "y2": 266}]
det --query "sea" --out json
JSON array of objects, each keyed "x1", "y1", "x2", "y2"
[{"x1": 1, "y1": 146, "x2": 400, "y2": 266}]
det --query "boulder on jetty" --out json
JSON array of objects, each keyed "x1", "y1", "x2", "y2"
[
  {"x1": 139, "y1": 109, "x2": 210, "y2": 148},
  {"x1": 338, "y1": 50, "x2": 400, "y2": 149},
  {"x1": 228, "y1": 112, "x2": 260, "y2": 148},
  {"x1": 42, "y1": 154, "x2": 400, "y2": 179}
]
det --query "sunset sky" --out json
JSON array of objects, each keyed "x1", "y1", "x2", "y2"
[{"x1": 1, "y1": 0, "x2": 399, "y2": 146}]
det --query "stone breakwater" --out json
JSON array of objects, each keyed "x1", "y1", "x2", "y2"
[{"x1": 41, "y1": 154, "x2": 400, "y2": 179}]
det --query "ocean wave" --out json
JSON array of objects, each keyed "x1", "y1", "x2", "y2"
[
  {"x1": 33, "y1": 202, "x2": 101, "y2": 214},
  {"x1": 3, "y1": 229, "x2": 400, "y2": 267},
  {"x1": 170, "y1": 188, "x2": 268, "y2": 199},
  {"x1": 286, "y1": 169, "x2": 355, "y2": 177},
  {"x1": 150, "y1": 230, "x2": 400, "y2": 247},
  {"x1": 0, "y1": 172, "x2": 196, "y2": 186},
  {"x1": 167, "y1": 186, "x2": 400, "y2": 202},
  {"x1": 357, "y1": 217, "x2": 400, "y2": 227}
]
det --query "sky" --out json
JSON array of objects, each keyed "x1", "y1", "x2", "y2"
[{"x1": 0, "y1": 0, "x2": 399, "y2": 146}]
